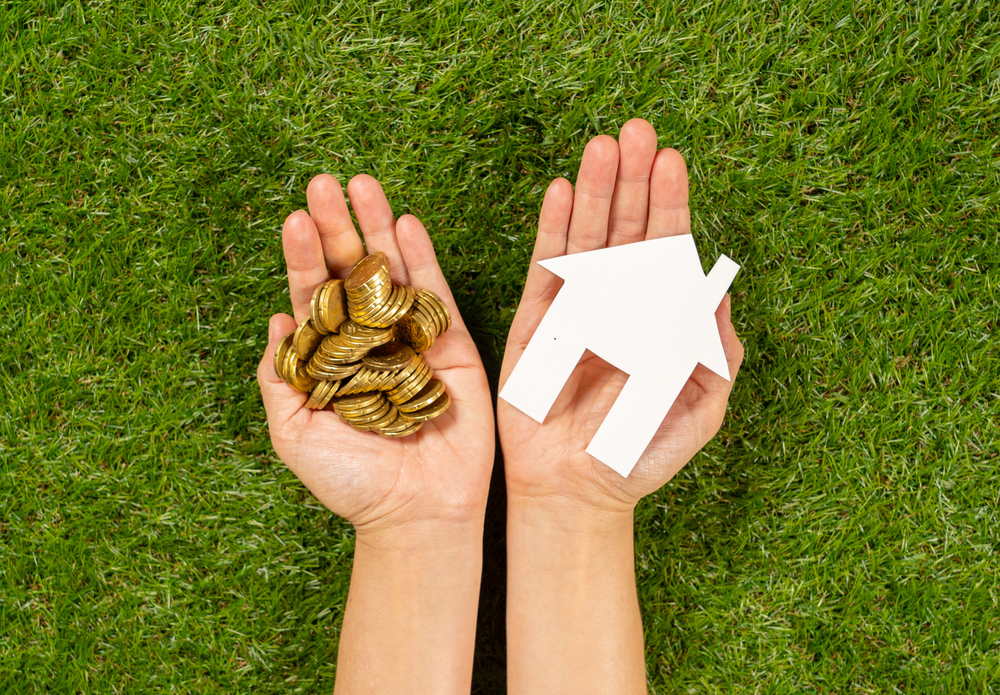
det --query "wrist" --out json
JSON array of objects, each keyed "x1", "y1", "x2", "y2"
[
  {"x1": 507, "y1": 493, "x2": 634, "y2": 555},
  {"x1": 338, "y1": 511, "x2": 484, "y2": 695},
  {"x1": 502, "y1": 445, "x2": 641, "y2": 516},
  {"x1": 354, "y1": 512, "x2": 486, "y2": 555},
  {"x1": 506, "y1": 489, "x2": 645, "y2": 694},
  {"x1": 507, "y1": 487, "x2": 635, "y2": 529}
]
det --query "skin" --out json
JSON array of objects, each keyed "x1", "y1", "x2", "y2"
[
  {"x1": 256, "y1": 174, "x2": 494, "y2": 695},
  {"x1": 256, "y1": 118, "x2": 742, "y2": 693},
  {"x1": 498, "y1": 118, "x2": 745, "y2": 694}
]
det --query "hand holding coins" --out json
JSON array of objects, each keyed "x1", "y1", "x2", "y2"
[{"x1": 273, "y1": 252, "x2": 453, "y2": 438}]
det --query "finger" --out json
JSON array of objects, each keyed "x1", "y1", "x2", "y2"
[
  {"x1": 718, "y1": 294, "x2": 745, "y2": 383},
  {"x1": 690, "y1": 294, "x2": 744, "y2": 427},
  {"x1": 520, "y1": 177, "x2": 573, "y2": 315},
  {"x1": 395, "y1": 213, "x2": 471, "y2": 337},
  {"x1": 565, "y1": 135, "x2": 620, "y2": 255},
  {"x1": 393, "y1": 213, "x2": 490, "y2": 407},
  {"x1": 646, "y1": 148, "x2": 691, "y2": 239},
  {"x1": 500, "y1": 177, "x2": 573, "y2": 386},
  {"x1": 257, "y1": 313, "x2": 308, "y2": 430},
  {"x1": 607, "y1": 119, "x2": 658, "y2": 247},
  {"x1": 306, "y1": 174, "x2": 366, "y2": 279},
  {"x1": 282, "y1": 210, "x2": 330, "y2": 324},
  {"x1": 346, "y1": 175, "x2": 408, "y2": 285}
]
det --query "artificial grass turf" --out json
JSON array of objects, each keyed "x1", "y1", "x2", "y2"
[{"x1": 2, "y1": 0, "x2": 999, "y2": 692}]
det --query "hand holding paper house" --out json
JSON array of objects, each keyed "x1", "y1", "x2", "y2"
[{"x1": 499, "y1": 234, "x2": 740, "y2": 477}]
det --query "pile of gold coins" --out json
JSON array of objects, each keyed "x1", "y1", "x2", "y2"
[{"x1": 274, "y1": 252, "x2": 452, "y2": 438}]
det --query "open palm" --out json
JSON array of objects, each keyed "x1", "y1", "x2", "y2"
[
  {"x1": 257, "y1": 175, "x2": 494, "y2": 535},
  {"x1": 498, "y1": 119, "x2": 744, "y2": 512}
]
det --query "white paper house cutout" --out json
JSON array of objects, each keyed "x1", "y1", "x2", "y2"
[{"x1": 499, "y1": 234, "x2": 740, "y2": 477}]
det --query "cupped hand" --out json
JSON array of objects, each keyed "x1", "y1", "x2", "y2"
[
  {"x1": 498, "y1": 119, "x2": 744, "y2": 513},
  {"x1": 257, "y1": 175, "x2": 494, "y2": 539}
]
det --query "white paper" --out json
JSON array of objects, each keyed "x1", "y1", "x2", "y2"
[{"x1": 499, "y1": 234, "x2": 740, "y2": 477}]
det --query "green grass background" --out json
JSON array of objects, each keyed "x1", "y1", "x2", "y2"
[{"x1": 2, "y1": 1, "x2": 999, "y2": 692}]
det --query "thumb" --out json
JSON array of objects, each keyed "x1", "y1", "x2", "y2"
[{"x1": 257, "y1": 313, "x2": 308, "y2": 429}]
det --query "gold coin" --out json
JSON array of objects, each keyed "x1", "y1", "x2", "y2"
[
  {"x1": 278, "y1": 251, "x2": 452, "y2": 438},
  {"x1": 381, "y1": 355, "x2": 424, "y2": 392},
  {"x1": 285, "y1": 353, "x2": 318, "y2": 393},
  {"x1": 387, "y1": 360, "x2": 433, "y2": 404},
  {"x1": 315, "y1": 380, "x2": 342, "y2": 409},
  {"x1": 346, "y1": 251, "x2": 389, "y2": 283},
  {"x1": 347, "y1": 283, "x2": 392, "y2": 316},
  {"x1": 379, "y1": 417, "x2": 411, "y2": 433},
  {"x1": 412, "y1": 303, "x2": 441, "y2": 338},
  {"x1": 315, "y1": 334, "x2": 370, "y2": 362},
  {"x1": 308, "y1": 364, "x2": 361, "y2": 381},
  {"x1": 363, "y1": 341, "x2": 415, "y2": 371},
  {"x1": 347, "y1": 268, "x2": 392, "y2": 297},
  {"x1": 359, "y1": 284, "x2": 413, "y2": 328},
  {"x1": 345, "y1": 279, "x2": 391, "y2": 306},
  {"x1": 335, "y1": 395, "x2": 388, "y2": 418},
  {"x1": 305, "y1": 379, "x2": 341, "y2": 410},
  {"x1": 418, "y1": 289, "x2": 451, "y2": 333},
  {"x1": 274, "y1": 333, "x2": 294, "y2": 380},
  {"x1": 317, "y1": 281, "x2": 330, "y2": 330},
  {"x1": 354, "y1": 287, "x2": 400, "y2": 327},
  {"x1": 283, "y1": 344, "x2": 298, "y2": 377},
  {"x1": 340, "y1": 321, "x2": 394, "y2": 345},
  {"x1": 357, "y1": 403, "x2": 399, "y2": 431},
  {"x1": 393, "y1": 310, "x2": 435, "y2": 352},
  {"x1": 426, "y1": 302, "x2": 447, "y2": 336},
  {"x1": 333, "y1": 374, "x2": 361, "y2": 397},
  {"x1": 314, "y1": 345, "x2": 364, "y2": 363},
  {"x1": 313, "y1": 346, "x2": 364, "y2": 366},
  {"x1": 386, "y1": 285, "x2": 417, "y2": 323},
  {"x1": 336, "y1": 366, "x2": 385, "y2": 396},
  {"x1": 348, "y1": 290, "x2": 391, "y2": 314},
  {"x1": 340, "y1": 320, "x2": 381, "y2": 337},
  {"x1": 362, "y1": 369, "x2": 385, "y2": 394},
  {"x1": 396, "y1": 378, "x2": 446, "y2": 413},
  {"x1": 343, "y1": 335, "x2": 393, "y2": 351},
  {"x1": 307, "y1": 354, "x2": 362, "y2": 381},
  {"x1": 344, "y1": 398, "x2": 393, "y2": 425},
  {"x1": 382, "y1": 355, "x2": 423, "y2": 391},
  {"x1": 349, "y1": 289, "x2": 395, "y2": 326},
  {"x1": 379, "y1": 420, "x2": 423, "y2": 438},
  {"x1": 394, "y1": 285, "x2": 417, "y2": 321},
  {"x1": 369, "y1": 369, "x2": 397, "y2": 390},
  {"x1": 329, "y1": 392, "x2": 381, "y2": 412},
  {"x1": 304, "y1": 381, "x2": 326, "y2": 408},
  {"x1": 409, "y1": 293, "x2": 440, "y2": 335},
  {"x1": 389, "y1": 370, "x2": 431, "y2": 406},
  {"x1": 317, "y1": 282, "x2": 334, "y2": 333},
  {"x1": 293, "y1": 318, "x2": 325, "y2": 359},
  {"x1": 345, "y1": 252, "x2": 390, "y2": 292},
  {"x1": 309, "y1": 285, "x2": 331, "y2": 335},
  {"x1": 370, "y1": 368, "x2": 395, "y2": 389},
  {"x1": 380, "y1": 412, "x2": 419, "y2": 433},
  {"x1": 378, "y1": 362, "x2": 415, "y2": 391},
  {"x1": 399, "y1": 391, "x2": 450, "y2": 423},
  {"x1": 319, "y1": 279, "x2": 349, "y2": 332}
]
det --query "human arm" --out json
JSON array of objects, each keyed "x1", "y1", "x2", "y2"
[
  {"x1": 498, "y1": 119, "x2": 745, "y2": 694},
  {"x1": 256, "y1": 174, "x2": 495, "y2": 694},
  {"x1": 333, "y1": 521, "x2": 484, "y2": 693}
]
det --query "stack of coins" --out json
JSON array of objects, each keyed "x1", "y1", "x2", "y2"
[{"x1": 274, "y1": 252, "x2": 452, "y2": 438}]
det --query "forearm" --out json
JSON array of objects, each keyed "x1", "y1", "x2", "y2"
[
  {"x1": 506, "y1": 495, "x2": 646, "y2": 695},
  {"x1": 334, "y1": 519, "x2": 485, "y2": 695}
]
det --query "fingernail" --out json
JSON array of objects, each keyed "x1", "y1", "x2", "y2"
[{"x1": 268, "y1": 316, "x2": 279, "y2": 342}]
